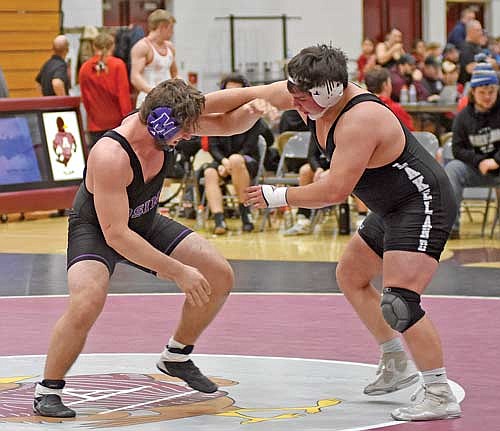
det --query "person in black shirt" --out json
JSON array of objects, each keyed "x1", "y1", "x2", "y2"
[
  {"x1": 205, "y1": 44, "x2": 461, "y2": 422},
  {"x1": 445, "y1": 62, "x2": 500, "y2": 238},
  {"x1": 203, "y1": 73, "x2": 271, "y2": 234},
  {"x1": 32, "y1": 79, "x2": 273, "y2": 418},
  {"x1": 36, "y1": 35, "x2": 70, "y2": 96}
]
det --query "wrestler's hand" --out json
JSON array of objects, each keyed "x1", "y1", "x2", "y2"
[
  {"x1": 245, "y1": 185, "x2": 265, "y2": 208},
  {"x1": 243, "y1": 98, "x2": 278, "y2": 117},
  {"x1": 160, "y1": 264, "x2": 211, "y2": 307}
]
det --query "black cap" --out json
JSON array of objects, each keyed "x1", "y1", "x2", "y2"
[
  {"x1": 424, "y1": 55, "x2": 440, "y2": 67},
  {"x1": 443, "y1": 43, "x2": 457, "y2": 55}
]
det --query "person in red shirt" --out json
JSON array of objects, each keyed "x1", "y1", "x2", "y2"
[
  {"x1": 356, "y1": 38, "x2": 376, "y2": 82},
  {"x1": 365, "y1": 66, "x2": 414, "y2": 130},
  {"x1": 79, "y1": 32, "x2": 132, "y2": 149}
]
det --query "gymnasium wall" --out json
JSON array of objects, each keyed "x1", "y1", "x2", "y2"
[{"x1": 0, "y1": 0, "x2": 61, "y2": 98}]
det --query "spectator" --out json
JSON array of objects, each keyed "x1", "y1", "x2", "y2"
[
  {"x1": 279, "y1": 109, "x2": 308, "y2": 133},
  {"x1": 445, "y1": 62, "x2": 500, "y2": 239},
  {"x1": 36, "y1": 35, "x2": 70, "y2": 96},
  {"x1": 390, "y1": 54, "x2": 428, "y2": 102},
  {"x1": 131, "y1": 9, "x2": 178, "y2": 108},
  {"x1": 0, "y1": 66, "x2": 8, "y2": 98},
  {"x1": 357, "y1": 38, "x2": 376, "y2": 82},
  {"x1": 412, "y1": 39, "x2": 426, "y2": 69},
  {"x1": 365, "y1": 66, "x2": 414, "y2": 130},
  {"x1": 203, "y1": 73, "x2": 269, "y2": 234},
  {"x1": 447, "y1": 7, "x2": 476, "y2": 50},
  {"x1": 421, "y1": 55, "x2": 444, "y2": 100},
  {"x1": 458, "y1": 20, "x2": 493, "y2": 84},
  {"x1": 79, "y1": 32, "x2": 132, "y2": 149},
  {"x1": 442, "y1": 43, "x2": 460, "y2": 64},
  {"x1": 425, "y1": 42, "x2": 442, "y2": 60},
  {"x1": 376, "y1": 28, "x2": 405, "y2": 69}
]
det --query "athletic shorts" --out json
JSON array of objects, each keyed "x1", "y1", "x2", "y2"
[
  {"x1": 203, "y1": 155, "x2": 259, "y2": 179},
  {"x1": 67, "y1": 213, "x2": 193, "y2": 275},
  {"x1": 357, "y1": 197, "x2": 455, "y2": 261}
]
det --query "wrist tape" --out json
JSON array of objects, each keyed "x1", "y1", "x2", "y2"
[{"x1": 261, "y1": 185, "x2": 288, "y2": 208}]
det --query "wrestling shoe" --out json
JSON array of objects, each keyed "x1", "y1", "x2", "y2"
[
  {"x1": 391, "y1": 383, "x2": 461, "y2": 421},
  {"x1": 364, "y1": 351, "x2": 419, "y2": 395},
  {"x1": 157, "y1": 359, "x2": 218, "y2": 393},
  {"x1": 33, "y1": 387, "x2": 75, "y2": 418}
]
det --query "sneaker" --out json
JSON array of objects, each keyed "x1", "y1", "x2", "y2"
[
  {"x1": 391, "y1": 383, "x2": 462, "y2": 421},
  {"x1": 240, "y1": 206, "x2": 254, "y2": 232},
  {"x1": 157, "y1": 359, "x2": 218, "y2": 393},
  {"x1": 33, "y1": 394, "x2": 76, "y2": 418},
  {"x1": 283, "y1": 214, "x2": 311, "y2": 236},
  {"x1": 364, "y1": 351, "x2": 419, "y2": 395},
  {"x1": 213, "y1": 213, "x2": 227, "y2": 235}
]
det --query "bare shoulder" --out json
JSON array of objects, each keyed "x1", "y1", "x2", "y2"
[
  {"x1": 88, "y1": 138, "x2": 130, "y2": 178},
  {"x1": 166, "y1": 40, "x2": 175, "y2": 52},
  {"x1": 131, "y1": 37, "x2": 149, "y2": 54}
]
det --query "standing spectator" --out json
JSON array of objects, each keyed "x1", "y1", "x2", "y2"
[
  {"x1": 445, "y1": 62, "x2": 500, "y2": 239},
  {"x1": 365, "y1": 66, "x2": 414, "y2": 130},
  {"x1": 376, "y1": 28, "x2": 405, "y2": 69},
  {"x1": 79, "y1": 32, "x2": 132, "y2": 149},
  {"x1": 357, "y1": 38, "x2": 376, "y2": 82},
  {"x1": 0, "y1": 66, "x2": 8, "y2": 98},
  {"x1": 458, "y1": 20, "x2": 493, "y2": 84},
  {"x1": 447, "y1": 7, "x2": 476, "y2": 50},
  {"x1": 390, "y1": 54, "x2": 428, "y2": 102},
  {"x1": 131, "y1": 9, "x2": 178, "y2": 108},
  {"x1": 36, "y1": 35, "x2": 70, "y2": 96}
]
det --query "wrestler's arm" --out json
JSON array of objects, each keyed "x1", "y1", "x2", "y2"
[
  {"x1": 247, "y1": 107, "x2": 378, "y2": 208},
  {"x1": 195, "y1": 98, "x2": 275, "y2": 136},
  {"x1": 204, "y1": 80, "x2": 293, "y2": 114},
  {"x1": 130, "y1": 40, "x2": 153, "y2": 94}
]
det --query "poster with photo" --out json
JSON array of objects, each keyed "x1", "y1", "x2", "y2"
[{"x1": 42, "y1": 111, "x2": 85, "y2": 181}]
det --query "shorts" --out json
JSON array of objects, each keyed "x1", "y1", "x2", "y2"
[
  {"x1": 67, "y1": 213, "x2": 193, "y2": 275},
  {"x1": 203, "y1": 156, "x2": 259, "y2": 179},
  {"x1": 357, "y1": 198, "x2": 454, "y2": 261}
]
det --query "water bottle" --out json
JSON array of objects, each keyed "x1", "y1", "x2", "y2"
[
  {"x1": 283, "y1": 206, "x2": 293, "y2": 230},
  {"x1": 195, "y1": 204, "x2": 205, "y2": 230},
  {"x1": 399, "y1": 86, "x2": 409, "y2": 104},
  {"x1": 338, "y1": 203, "x2": 350, "y2": 235},
  {"x1": 409, "y1": 84, "x2": 417, "y2": 104}
]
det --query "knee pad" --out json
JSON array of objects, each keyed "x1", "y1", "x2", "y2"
[{"x1": 381, "y1": 287, "x2": 425, "y2": 333}]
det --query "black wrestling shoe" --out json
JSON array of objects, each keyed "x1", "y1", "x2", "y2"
[
  {"x1": 156, "y1": 359, "x2": 218, "y2": 393},
  {"x1": 240, "y1": 205, "x2": 254, "y2": 232},
  {"x1": 33, "y1": 394, "x2": 76, "y2": 418}
]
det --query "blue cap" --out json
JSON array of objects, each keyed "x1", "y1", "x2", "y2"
[{"x1": 470, "y1": 62, "x2": 499, "y2": 88}]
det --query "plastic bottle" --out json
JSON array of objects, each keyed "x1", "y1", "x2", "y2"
[
  {"x1": 399, "y1": 85, "x2": 409, "y2": 104},
  {"x1": 409, "y1": 84, "x2": 417, "y2": 104},
  {"x1": 195, "y1": 205, "x2": 205, "y2": 230},
  {"x1": 338, "y1": 203, "x2": 351, "y2": 235},
  {"x1": 283, "y1": 206, "x2": 293, "y2": 230}
]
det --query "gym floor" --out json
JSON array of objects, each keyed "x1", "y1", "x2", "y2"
[{"x1": 0, "y1": 210, "x2": 499, "y2": 430}]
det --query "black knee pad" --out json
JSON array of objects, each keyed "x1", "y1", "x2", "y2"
[{"x1": 381, "y1": 287, "x2": 425, "y2": 333}]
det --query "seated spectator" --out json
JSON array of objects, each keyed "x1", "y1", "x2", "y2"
[
  {"x1": 376, "y1": 28, "x2": 405, "y2": 69},
  {"x1": 444, "y1": 62, "x2": 500, "y2": 239},
  {"x1": 357, "y1": 38, "x2": 376, "y2": 82},
  {"x1": 36, "y1": 35, "x2": 70, "y2": 96},
  {"x1": 390, "y1": 54, "x2": 427, "y2": 102},
  {"x1": 425, "y1": 42, "x2": 442, "y2": 60},
  {"x1": 203, "y1": 73, "x2": 270, "y2": 234},
  {"x1": 365, "y1": 66, "x2": 414, "y2": 130},
  {"x1": 79, "y1": 32, "x2": 132, "y2": 148},
  {"x1": 279, "y1": 109, "x2": 308, "y2": 133},
  {"x1": 412, "y1": 39, "x2": 426, "y2": 69},
  {"x1": 421, "y1": 55, "x2": 444, "y2": 100},
  {"x1": 442, "y1": 43, "x2": 460, "y2": 64}
]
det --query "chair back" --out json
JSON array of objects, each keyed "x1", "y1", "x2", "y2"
[
  {"x1": 412, "y1": 131, "x2": 439, "y2": 157},
  {"x1": 276, "y1": 131, "x2": 310, "y2": 176},
  {"x1": 441, "y1": 138, "x2": 454, "y2": 165}
]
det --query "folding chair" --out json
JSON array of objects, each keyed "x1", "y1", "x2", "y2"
[{"x1": 412, "y1": 131, "x2": 439, "y2": 158}]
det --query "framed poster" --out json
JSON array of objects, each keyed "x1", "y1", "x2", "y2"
[{"x1": 42, "y1": 111, "x2": 86, "y2": 181}]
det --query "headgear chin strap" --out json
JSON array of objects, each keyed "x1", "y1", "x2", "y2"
[{"x1": 147, "y1": 107, "x2": 181, "y2": 144}]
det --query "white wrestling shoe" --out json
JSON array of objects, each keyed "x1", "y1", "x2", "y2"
[
  {"x1": 391, "y1": 382, "x2": 461, "y2": 421},
  {"x1": 364, "y1": 351, "x2": 419, "y2": 395},
  {"x1": 283, "y1": 215, "x2": 311, "y2": 236}
]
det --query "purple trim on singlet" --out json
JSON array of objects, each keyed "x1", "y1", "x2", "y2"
[
  {"x1": 67, "y1": 254, "x2": 111, "y2": 271},
  {"x1": 163, "y1": 228, "x2": 192, "y2": 255}
]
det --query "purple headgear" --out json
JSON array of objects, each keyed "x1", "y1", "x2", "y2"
[{"x1": 146, "y1": 107, "x2": 181, "y2": 142}]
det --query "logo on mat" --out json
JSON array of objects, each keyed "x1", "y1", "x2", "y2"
[{"x1": 0, "y1": 374, "x2": 341, "y2": 427}]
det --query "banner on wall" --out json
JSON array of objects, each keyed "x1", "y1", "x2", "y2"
[{"x1": 42, "y1": 111, "x2": 85, "y2": 181}]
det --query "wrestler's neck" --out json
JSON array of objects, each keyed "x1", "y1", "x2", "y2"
[
  {"x1": 118, "y1": 114, "x2": 161, "y2": 155},
  {"x1": 147, "y1": 31, "x2": 168, "y2": 46}
]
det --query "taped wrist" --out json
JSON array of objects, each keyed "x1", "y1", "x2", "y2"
[{"x1": 261, "y1": 185, "x2": 288, "y2": 208}]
